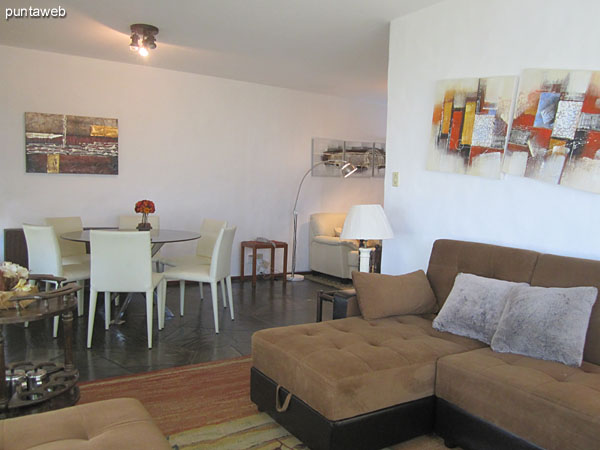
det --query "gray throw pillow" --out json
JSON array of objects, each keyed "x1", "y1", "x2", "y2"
[
  {"x1": 432, "y1": 273, "x2": 527, "y2": 344},
  {"x1": 491, "y1": 285, "x2": 598, "y2": 367}
]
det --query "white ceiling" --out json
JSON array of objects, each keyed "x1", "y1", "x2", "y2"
[{"x1": 0, "y1": 0, "x2": 444, "y2": 103}]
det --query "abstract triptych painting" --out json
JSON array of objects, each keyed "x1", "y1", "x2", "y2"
[
  {"x1": 428, "y1": 69, "x2": 600, "y2": 194},
  {"x1": 25, "y1": 112, "x2": 118, "y2": 175}
]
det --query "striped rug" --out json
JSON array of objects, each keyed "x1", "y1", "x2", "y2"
[
  {"x1": 79, "y1": 356, "x2": 451, "y2": 449},
  {"x1": 168, "y1": 412, "x2": 448, "y2": 450},
  {"x1": 79, "y1": 356, "x2": 255, "y2": 436}
]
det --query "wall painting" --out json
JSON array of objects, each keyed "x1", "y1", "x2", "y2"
[
  {"x1": 504, "y1": 69, "x2": 600, "y2": 194},
  {"x1": 427, "y1": 76, "x2": 517, "y2": 179},
  {"x1": 25, "y1": 112, "x2": 118, "y2": 175}
]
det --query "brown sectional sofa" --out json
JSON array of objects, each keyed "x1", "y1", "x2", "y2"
[
  {"x1": 0, "y1": 398, "x2": 170, "y2": 449},
  {"x1": 251, "y1": 239, "x2": 600, "y2": 450}
]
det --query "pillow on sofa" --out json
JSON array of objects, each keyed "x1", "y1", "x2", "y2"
[
  {"x1": 491, "y1": 285, "x2": 598, "y2": 366},
  {"x1": 432, "y1": 273, "x2": 527, "y2": 344},
  {"x1": 352, "y1": 270, "x2": 437, "y2": 320}
]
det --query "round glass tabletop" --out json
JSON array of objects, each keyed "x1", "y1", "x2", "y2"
[{"x1": 61, "y1": 229, "x2": 201, "y2": 244}]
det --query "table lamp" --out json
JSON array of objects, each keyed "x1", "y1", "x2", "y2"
[{"x1": 340, "y1": 204, "x2": 393, "y2": 272}]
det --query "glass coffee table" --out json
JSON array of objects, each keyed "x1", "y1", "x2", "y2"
[{"x1": 0, "y1": 278, "x2": 81, "y2": 418}]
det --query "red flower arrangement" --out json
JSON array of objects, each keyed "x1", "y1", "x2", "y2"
[
  {"x1": 135, "y1": 199, "x2": 155, "y2": 230},
  {"x1": 135, "y1": 199, "x2": 155, "y2": 215}
]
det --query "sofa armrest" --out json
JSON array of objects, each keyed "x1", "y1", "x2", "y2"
[
  {"x1": 333, "y1": 289, "x2": 360, "y2": 319},
  {"x1": 314, "y1": 235, "x2": 358, "y2": 249}
]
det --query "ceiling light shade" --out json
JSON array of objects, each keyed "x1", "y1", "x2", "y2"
[
  {"x1": 129, "y1": 33, "x2": 139, "y2": 51},
  {"x1": 129, "y1": 24, "x2": 159, "y2": 57},
  {"x1": 341, "y1": 204, "x2": 393, "y2": 241},
  {"x1": 143, "y1": 34, "x2": 157, "y2": 50}
]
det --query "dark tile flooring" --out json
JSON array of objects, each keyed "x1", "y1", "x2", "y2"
[{"x1": 3, "y1": 278, "x2": 334, "y2": 382}]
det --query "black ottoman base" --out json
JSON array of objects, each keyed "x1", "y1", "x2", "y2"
[
  {"x1": 435, "y1": 398, "x2": 541, "y2": 450},
  {"x1": 250, "y1": 367, "x2": 435, "y2": 450}
]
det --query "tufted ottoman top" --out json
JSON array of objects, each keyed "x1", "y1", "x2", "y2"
[
  {"x1": 436, "y1": 347, "x2": 600, "y2": 450},
  {"x1": 252, "y1": 315, "x2": 484, "y2": 421},
  {"x1": 0, "y1": 398, "x2": 170, "y2": 450}
]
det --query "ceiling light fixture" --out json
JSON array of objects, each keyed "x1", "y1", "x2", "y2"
[{"x1": 129, "y1": 24, "x2": 159, "y2": 57}]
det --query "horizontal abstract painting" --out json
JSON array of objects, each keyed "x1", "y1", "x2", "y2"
[
  {"x1": 25, "y1": 112, "x2": 118, "y2": 175},
  {"x1": 504, "y1": 69, "x2": 600, "y2": 193},
  {"x1": 427, "y1": 76, "x2": 517, "y2": 179}
]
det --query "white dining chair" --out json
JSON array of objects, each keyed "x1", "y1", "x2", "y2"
[
  {"x1": 118, "y1": 215, "x2": 160, "y2": 230},
  {"x1": 22, "y1": 224, "x2": 90, "y2": 337},
  {"x1": 161, "y1": 219, "x2": 227, "y2": 300},
  {"x1": 45, "y1": 216, "x2": 90, "y2": 265},
  {"x1": 119, "y1": 214, "x2": 162, "y2": 270},
  {"x1": 164, "y1": 226, "x2": 236, "y2": 333},
  {"x1": 88, "y1": 230, "x2": 166, "y2": 349}
]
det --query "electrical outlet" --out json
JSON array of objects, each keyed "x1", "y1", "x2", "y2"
[{"x1": 392, "y1": 172, "x2": 399, "y2": 187}]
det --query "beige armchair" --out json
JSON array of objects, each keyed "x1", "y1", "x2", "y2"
[{"x1": 309, "y1": 213, "x2": 359, "y2": 279}]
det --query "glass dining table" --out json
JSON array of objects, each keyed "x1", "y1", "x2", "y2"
[
  {"x1": 61, "y1": 228, "x2": 201, "y2": 257},
  {"x1": 61, "y1": 228, "x2": 201, "y2": 324}
]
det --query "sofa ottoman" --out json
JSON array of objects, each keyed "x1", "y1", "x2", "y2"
[
  {"x1": 251, "y1": 315, "x2": 484, "y2": 450},
  {"x1": 435, "y1": 347, "x2": 600, "y2": 450},
  {"x1": 0, "y1": 398, "x2": 170, "y2": 450}
]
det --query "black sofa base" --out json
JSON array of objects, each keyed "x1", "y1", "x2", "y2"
[
  {"x1": 250, "y1": 367, "x2": 435, "y2": 450},
  {"x1": 435, "y1": 398, "x2": 542, "y2": 450}
]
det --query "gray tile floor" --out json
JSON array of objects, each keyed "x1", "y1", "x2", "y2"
[{"x1": 3, "y1": 278, "x2": 334, "y2": 382}]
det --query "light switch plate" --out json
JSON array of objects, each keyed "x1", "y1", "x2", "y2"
[{"x1": 392, "y1": 172, "x2": 399, "y2": 187}]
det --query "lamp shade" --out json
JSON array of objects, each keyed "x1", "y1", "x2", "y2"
[{"x1": 340, "y1": 204, "x2": 394, "y2": 240}]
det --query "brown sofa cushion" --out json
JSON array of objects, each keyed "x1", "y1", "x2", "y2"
[
  {"x1": 0, "y1": 397, "x2": 170, "y2": 450},
  {"x1": 436, "y1": 348, "x2": 600, "y2": 450},
  {"x1": 426, "y1": 239, "x2": 539, "y2": 309},
  {"x1": 352, "y1": 270, "x2": 438, "y2": 320},
  {"x1": 252, "y1": 315, "x2": 485, "y2": 421}
]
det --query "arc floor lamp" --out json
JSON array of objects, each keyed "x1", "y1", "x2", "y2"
[{"x1": 288, "y1": 160, "x2": 357, "y2": 281}]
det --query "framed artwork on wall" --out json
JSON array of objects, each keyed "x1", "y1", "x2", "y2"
[
  {"x1": 311, "y1": 138, "x2": 345, "y2": 177},
  {"x1": 343, "y1": 140, "x2": 376, "y2": 177},
  {"x1": 311, "y1": 138, "x2": 385, "y2": 177},
  {"x1": 25, "y1": 112, "x2": 119, "y2": 175},
  {"x1": 373, "y1": 142, "x2": 386, "y2": 177},
  {"x1": 427, "y1": 76, "x2": 517, "y2": 179},
  {"x1": 503, "y1": 69, "x2": 600, "y2": 194}
]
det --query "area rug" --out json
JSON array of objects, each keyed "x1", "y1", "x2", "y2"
[
  {"x1": 168, "y1": 412, "x2": 450, "y2": 449},
  {"x1": 80, "y1": 356, "x2": 453, "y2": 449},
  {"x1": 79, "y1": 356, "x2": 255, "y2": 436}
]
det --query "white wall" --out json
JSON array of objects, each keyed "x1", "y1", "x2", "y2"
[
  {"x1": 0, "y1": 45, "x2": 385, "y2": 274},
  {"x1": 383, "y1": 0, "x2": 600, "y2": 274}
]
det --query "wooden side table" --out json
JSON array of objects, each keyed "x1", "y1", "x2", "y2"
[{"x1": 240, "y1": 240, "x2": 288, "y2": 287}]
